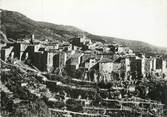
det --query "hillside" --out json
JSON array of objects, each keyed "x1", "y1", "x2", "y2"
[
  {"x1": 1, "y1": 59, "x2": 166, "y2": 117},
  {"x1": 1, "y1": 9, "x2": 167, "y2": 55}
]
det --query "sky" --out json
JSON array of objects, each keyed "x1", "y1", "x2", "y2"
[{"x1": 1, "y1": 0, "x2": 167, "y2": 47}]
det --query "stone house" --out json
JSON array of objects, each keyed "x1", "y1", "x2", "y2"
[
  {"x1": 162, "y1": 60, "x2": 167, "y2": 78},
  {"x1": 12, "y1": 42, "x2": 28, "y2": 60},
  {"x1": 53, "y1": 51, "x2": 67, "y2": 69},
  {"x1": 99, "y1": 58, "x2": 114, "y2": 82},
  {"x1": 67, "y1": 52, "x2": 84, "y2": 72},
  {"x1": 1, "y1": 46, "x2": 13, "y2": 61},
  {"x1": 84, "y1": 57, "x2": 96, "y2": 70}
]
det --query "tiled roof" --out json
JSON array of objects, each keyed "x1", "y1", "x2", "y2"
[
  {"x1": 46, "y1": 49, "x2": 59, "y2": 53},
  {"x1": 100, "y1": 58, "x2": 114, "y2": 63},
  {"x1": 71, "y1": 52, "x2": 83, "y2": 58},
  {"x1": 38, "y1": 48, "x2": 45, "y2": 51}
]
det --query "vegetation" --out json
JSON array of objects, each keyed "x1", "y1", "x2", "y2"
[
  {"x1": 1, "y1": 63, "x2": 50, "y2": 117},
  {"x1": 1, "y1": 59, "x2": 166, "y2": 116},
  {"x1": 1, "y1": 9, "x2": 167, "y2": 56}
]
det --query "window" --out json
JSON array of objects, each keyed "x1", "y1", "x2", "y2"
[
  {"x1": 48, "y1": 55, "x2": 51, "y2": 64},
  {"x1": 156, "y1": 58, "x2": 162, "y2": 69}
]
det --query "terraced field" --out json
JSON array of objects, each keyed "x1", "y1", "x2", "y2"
[{"x1": 0, "y1": 59, "x2": 165, "y2": 117}]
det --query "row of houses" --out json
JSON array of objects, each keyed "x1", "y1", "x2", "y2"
[
  {"x1": 1, "y1": 34, "x2": 167, "y2": 82},
  {"x1": 1, "y1": 35, "x2": 94, "y2": 73},
  {"x1": 97, "y1": 54, "x2": 167, "y2": 82}
]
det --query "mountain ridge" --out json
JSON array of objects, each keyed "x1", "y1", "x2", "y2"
[{"x1": 1, "y1": 9, "x2": 167, "y2": 56}]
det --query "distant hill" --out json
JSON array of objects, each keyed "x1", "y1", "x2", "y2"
[{"x1": 1, "y1": 9, "x2": 167, "y2": 56}]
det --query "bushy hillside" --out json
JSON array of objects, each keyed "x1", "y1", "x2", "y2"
[
  {"x1": 1, "y1": 9, "x2": 82, "y2": 41},
  {"x1": 1, "y1": 9, "x2": 167, "y2": 55}
]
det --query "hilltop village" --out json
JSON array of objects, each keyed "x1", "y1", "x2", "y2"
[
  {"x1": 2, "y1": 34, "x2": 167, "y2": 80},
  {"x1": 1, "y1": 34, "x2": 167, "y2": 117}
]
